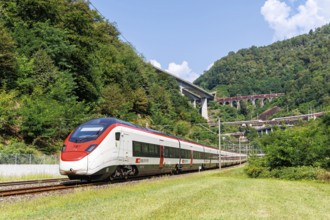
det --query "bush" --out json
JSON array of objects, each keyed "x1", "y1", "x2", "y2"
[
  {"x1": 269, "y1": 166, "x2": 321, "y2": 180},
  {"x1": 317, "y1": 170, "x2": 330, "y2": 182},
  {"x1": 244, "y1": 156, "x2": 271, "y2": 178},
  {"x1": 0, "y1": 142, "x2": 39, "y2": 154},
  {"x1": 245, "y1": 164, "x2": 270, "y2": 178},
  {"x1": 245, "y1": 159, "x2": 329, "y2": 181}
]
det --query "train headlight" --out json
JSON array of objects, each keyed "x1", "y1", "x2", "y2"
[
  {"x1": 85, "y1": 144, "x2": 98, "y2": 152},
  {"x1": 61, "y1": 145, "x2": 66, "y2": 152}
]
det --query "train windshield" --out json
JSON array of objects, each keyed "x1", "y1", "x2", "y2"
[{"x1": 69, "y1": 125, "x2": 107, "y2": 143}]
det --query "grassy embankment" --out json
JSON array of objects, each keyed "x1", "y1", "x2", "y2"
[{"x1": 0, "y1": 166, "x2": 329, "y2": 219}]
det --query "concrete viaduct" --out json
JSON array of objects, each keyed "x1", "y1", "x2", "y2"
[
  {"x1": 153, "y1": 66, "x2": 285, "y2": 121},
  {"x1": 153, "y1": 67, "x2": 214, "y2": 121},
  {"x1": 217, "y1": 93, "x2": 284, "y2": 109}
]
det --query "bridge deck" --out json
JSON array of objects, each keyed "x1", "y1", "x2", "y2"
[{"x1": 217, "y1": 93, "x2": 284, "y2": 103}]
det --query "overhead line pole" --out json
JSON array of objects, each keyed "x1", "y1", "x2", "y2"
[{"x1": 218, "y1": 118, "x2": 221, "y2": 171}]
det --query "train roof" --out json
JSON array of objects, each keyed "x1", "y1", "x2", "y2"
[
  {"x1": 84, "y1": 118, "x2": 219, "y2": 150},
  {"x1": 84, "y1": 118, "x2": 164, "y2": 134}
]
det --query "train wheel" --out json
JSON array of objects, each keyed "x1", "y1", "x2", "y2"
[{"x1": 174, "y1": 164, "x2": 181, "y2": 174}]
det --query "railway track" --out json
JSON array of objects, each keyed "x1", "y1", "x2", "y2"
[
  {"x1": 0, "y1": 175, "x2": 153, "y2": 198},
  {"x1": 0, "y1": 178, "x2": 68, "y2": 187},
  {"x1": 0, "y1": 173, "x2": 191, "y2": 198},
  {"x1": 0, "y1": 180, "x2": 107, "y2": 197}
]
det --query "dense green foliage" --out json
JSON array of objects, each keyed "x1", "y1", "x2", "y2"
[
  {"x1": 0, "y1": 0, "x2": 208, "y2": 154},
  {"x1": 195, "y1": 25, "x2": 330, "y2": 115},
  {"x1": 245, "y1": 114, "x2": 330, "y2": 180}
]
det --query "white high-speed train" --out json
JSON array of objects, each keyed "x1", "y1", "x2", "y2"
[{"x1": 60, "y1": 118, "x2": 244, "y2": 181}]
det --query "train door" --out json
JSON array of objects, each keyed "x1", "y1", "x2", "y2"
[
  {"x1": 178, "y1": 141, "x2": 182, "y2": 171},
  {"x1": 116, "y1": 129, "x2": 129, "y2": 162},
  {"x1": 115, "y1": 130, "x2": 123, "y2": 162},
  {"x1": 190, "y1": 149, "x2": 193, "y2": 168},
  {"x1": 159, "y1": 145, "x2": 164, "y2": 169},
  {"x1": 121, "y1": 132, "x2": 130, "y2": 163},
  {"x1": 203, "y1": 148, "x2": 206, "y2": 169},
  {"x1": 109, "y1": 131, "x2": 120, "y2": 163}
]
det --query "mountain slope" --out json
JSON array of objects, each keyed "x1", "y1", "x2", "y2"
[
  {"x1": 195, "y1": 24, "x2": 330, "y2": 113},
  {"x1": 0, "y1": 0, "x2": 207, "y2": 153}
]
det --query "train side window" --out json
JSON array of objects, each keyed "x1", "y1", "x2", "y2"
[
  {"x1": 115, "y1": 132, "x2": 120, "y2": 141},
  {"x1": 155, "y1": 145, "x2": 160, "y2": 156},
  {"x1": 142, "y1": 143, "x2": 148, "y2": 156},
  {"x1": 194, "y1": 151, "x2": 199, "y2": 159},
  {"x1": 170, "y1": 148, "x2": 174, "y2": 158},
  {"x1": 133, "y1": 142, "x2": 142, "y2": 156},
  {"x1": 164, "y1": 147, "x2": 169, "y2": 157},
  {"x1": 175, "y1": 148, "x2": 179, "y2": 158},
  {"x1": 168, "y1": 148, "x2": 171, "y2": 158},
  {"x1": 149, "y1": 144, "x2": 155, "y2": 156},
  {"x1": 170, "y1": 148, "x2": 177, "y2": 158},
  {"x1": 181, "y1": 149, "x2": 189, "y2": 159},
  {"x1": 153, "y1": 145, "x2": 159, "y2": 157}
]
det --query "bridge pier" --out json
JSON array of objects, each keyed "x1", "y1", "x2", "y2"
[
  {"x1": 178, "y1": 82, "x2": 212, "y2": 121},
  {"x1": 260, "y1": 99, "x2": 264, "y2": 107},
  {"x1": 201, "y1": 98, "x2": 208, "y2": 121},
  {"x1": 236, "y1": 101, "x2": 240, "y2": 110},
  {"x1": 153, "y1": 67, "x2": 214, "y2": 121},
  {"x1": 179, "y1": 85, "x2": 184, "y2": 95},
  {"x1": 192, "y1": 98, "x2": 197, "y2": 108}
]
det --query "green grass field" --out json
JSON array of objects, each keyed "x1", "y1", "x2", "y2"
[{"x1": 1, "y1": 166, "x2": 329, "y2": 219}]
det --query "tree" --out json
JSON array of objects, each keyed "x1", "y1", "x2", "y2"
[
  {"x1": 32, "y1": 49, "x2": 58, "y2": 92},
  {"x1": 0, "y1": 23, "x2": 17, "y2": 88},
  {"x1": 254, "y1": 119, "x2": 330, "y2": 169},
  {"x1": 132, "y1": 88, "x2": 149, "y2": 114},
  {"x1": 0, "y1": 90, "x2": 18, "y2": 134},
  {"x1": 15, "y1": 0, "x2": 60, "y2": 24},
  {"x1": 97, "y1": 84, "x2": 132, "y2": 118}
]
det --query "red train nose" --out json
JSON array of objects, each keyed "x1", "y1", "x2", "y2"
[{"x1": 61, "y1": 151, "x2": 89, "y2": 161}]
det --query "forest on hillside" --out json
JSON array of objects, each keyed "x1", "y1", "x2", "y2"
[
  {"x1": 245, "y1": 112, "x2": 330, "y2": 180},
  {"x1": 0, "y1": 0, "x2": 210, "y2": 154},
  {"x1": 195, "y1": 24, "x2": 330, "y2": 116}
]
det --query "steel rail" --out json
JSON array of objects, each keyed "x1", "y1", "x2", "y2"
[
  {"x1": 0, "y1": 178, "x2": 69, "y2": 187},
  {"x1": 0, "y1": 181, "x2": 107, "y2": 197}
]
